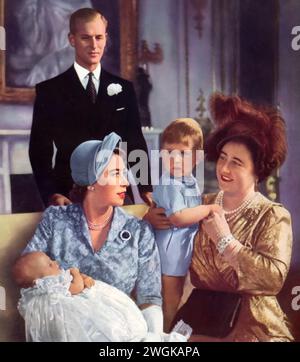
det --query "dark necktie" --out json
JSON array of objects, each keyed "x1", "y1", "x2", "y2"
[{"x1": 86, "y1": 72, "x2": 97, "y2": 104}]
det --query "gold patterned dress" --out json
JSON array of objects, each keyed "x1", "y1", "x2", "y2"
[{"x1": 190, "y1": 192, "x2": 294, "y2": 341}]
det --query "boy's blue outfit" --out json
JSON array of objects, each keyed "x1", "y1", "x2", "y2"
[{"x1": 152, "y1": 172, "x2": 201, "y2": 276}]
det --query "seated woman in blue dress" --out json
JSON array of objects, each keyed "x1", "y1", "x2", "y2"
[{"x1": 22, "y1": 132, "x2": 163, "y2": 339}]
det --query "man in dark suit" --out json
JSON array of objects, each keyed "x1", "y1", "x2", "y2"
[{"x1": 29, "y1": 8, "x2": 152, "y2": 207}]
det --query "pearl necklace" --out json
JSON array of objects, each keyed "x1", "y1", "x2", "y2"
[
  {"x1": 216, "y1": 191, "x2": 257, "y2": 222},
  {"x1": 86, "y1": 208, "x2": 113, "y2": 231}
]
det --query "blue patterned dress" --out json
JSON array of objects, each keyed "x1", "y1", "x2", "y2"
[
  {"x1": 153, "y1": 173, "x2": 202, "y2": 276},
  {"x1": 23, "y1": 204, "x2": 162, "y2": 307}
]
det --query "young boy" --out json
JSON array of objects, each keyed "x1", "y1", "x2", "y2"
[{"x1": 152, "y1": 118, "x2": 221, "y2": 331}]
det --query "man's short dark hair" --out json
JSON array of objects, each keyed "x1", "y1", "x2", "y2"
[{"x1": 69, "y1": 8, "x2": 108, "y2": 34}]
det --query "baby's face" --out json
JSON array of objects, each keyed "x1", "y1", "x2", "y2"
[
  {"x1": 33, "y1": 253, "x2": 61, "y2": 279},
  {"x1": 161, "y1": 141, "x2": 197, "y2": 177}
]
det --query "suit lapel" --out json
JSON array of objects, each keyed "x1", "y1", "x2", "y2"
[
  {"x1": 63, "y1": 66, "x2": 88, "y2": 103},
  {"x1": 94, "y1": 69, "x2": 117, "y2": 136},
  {"x1": 58, "y1": 67, "x2": 95, "y2": 136},
  {"x1": 59, "y1": 67, "x2": 117, "y2": 138}
]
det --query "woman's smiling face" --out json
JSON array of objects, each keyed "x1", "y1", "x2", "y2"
[
  {"x1": 95, "y1": 154, "x2": 129, "y2": 207},
  {"x1": 216, "y1": 141, "x2": 257, "y2": 197}
]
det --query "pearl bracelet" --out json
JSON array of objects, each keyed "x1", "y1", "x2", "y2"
[{"x1": 216, "y1": 234, "x2": 235, "y2": 254}]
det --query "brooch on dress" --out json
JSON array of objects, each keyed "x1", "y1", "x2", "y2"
[{"x1": 119, "y1": 230, "x2": 131, "y2": 242}]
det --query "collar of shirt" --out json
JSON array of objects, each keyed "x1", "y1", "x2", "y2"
[{"x1": 74, "y1": 62, "x2": 101, "y2": 93}]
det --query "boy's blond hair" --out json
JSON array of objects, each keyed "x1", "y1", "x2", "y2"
[{"x1": 161, "y1": 118, "x2": 203, "y2": 150}]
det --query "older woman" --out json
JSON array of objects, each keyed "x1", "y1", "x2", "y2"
[
  {"x1": 174, "y1": 94, "x2": 294, "y2": 342},
  {"x1": 23, "y1": 132, "x2": 163, "y2": 339}
]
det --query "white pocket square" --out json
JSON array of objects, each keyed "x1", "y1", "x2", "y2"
[{"x1": 116, "y1": 107, "x2": 125, "y2": 111}]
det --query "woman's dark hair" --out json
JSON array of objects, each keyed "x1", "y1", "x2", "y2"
[
  {"x1": 205, "y1": 93, "x2": 287, "y2": 182},
  {"x1": 69, "y1": 148, "x2": 124, "y2": 203}
]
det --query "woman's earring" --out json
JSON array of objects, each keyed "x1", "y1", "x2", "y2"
[{"x1": 88, "y1": 186, "x2": 95, "y2": 191}]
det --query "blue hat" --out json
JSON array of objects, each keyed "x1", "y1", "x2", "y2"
[{"x1": 70, "y1": 132, "x2": 121, "y2": 186}]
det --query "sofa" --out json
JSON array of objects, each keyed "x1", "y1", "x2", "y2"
[
  {"x1": 0, "y1": 204, "x2": 149, "y2": 342},
  {"x1": 1, "y1": 205, "x2": 299, "y2": 342}
]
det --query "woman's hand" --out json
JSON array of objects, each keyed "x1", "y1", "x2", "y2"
[
  {"x1": 202, "y1": 211, "x2": 231, "y2": 244},
  {"x1": 140, "y1": 192, "x2": 154, "y2": 207},
  {"x1": 49, "y1": 193, "x2": 72, "y2": 206},
  {"x1": 143, "y1": 207, "x2": 172, "y2": 229},
  {"x1": 209, "y1": 204, "x2": 223, "y2": 214}
]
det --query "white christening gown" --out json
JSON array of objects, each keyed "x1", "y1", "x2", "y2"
[{"x1": 17, "y1": 270, "x2": 148, "y2": 342}]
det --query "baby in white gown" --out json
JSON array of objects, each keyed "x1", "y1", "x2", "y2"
[{"x1": 12, "y1": 252, "x2": 190, "y2": 342}]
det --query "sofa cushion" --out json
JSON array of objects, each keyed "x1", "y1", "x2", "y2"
[{"x1": 0, "y1": 204, "x2": 148, "y2": 342}]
